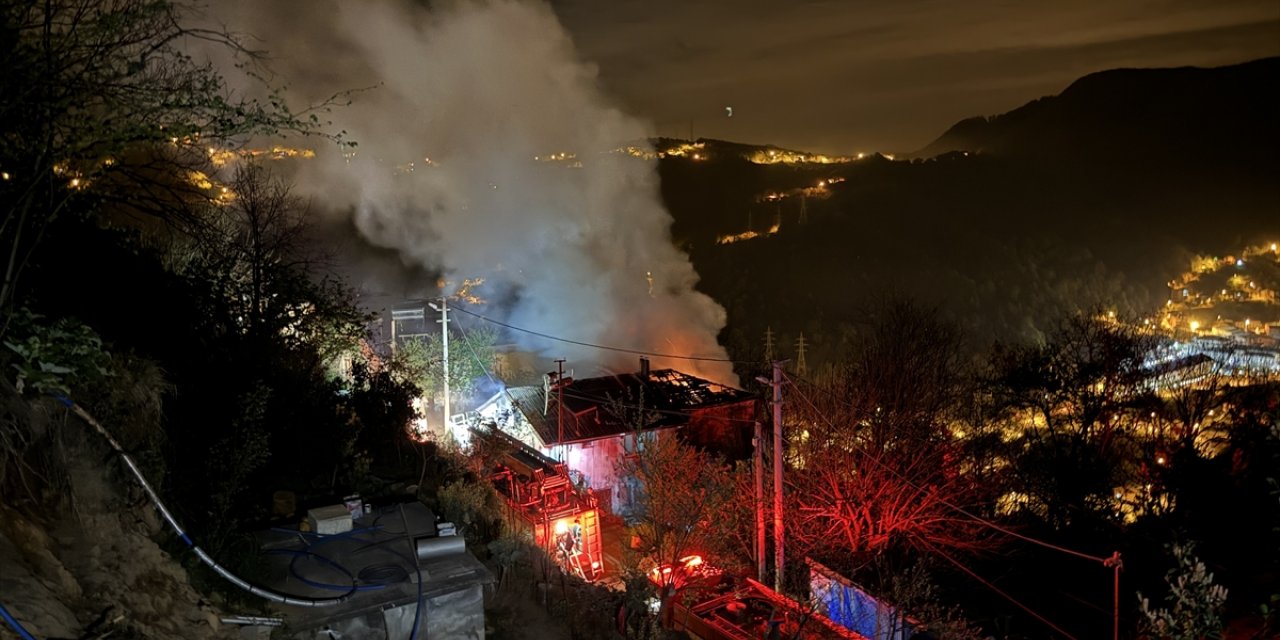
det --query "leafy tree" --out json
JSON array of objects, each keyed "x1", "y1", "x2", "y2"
[
  {"x1": 2, "y1": 307, "x2": 111, "y2": 395},
  {"x1": 1138, "y1": 543, "x2": 1229, "y2": 640},
  {"x1": 0, "y1": 0, "x2": 343, "y2": 323},
  {"x1": 398, "y1": 324, "x2": 497, "y2": 404},
  {"x1": 437, "y1": 477, "x2": 502, "y2": 546}
]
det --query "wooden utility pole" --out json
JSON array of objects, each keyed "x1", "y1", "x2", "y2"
[
  {"x1": 771, "y1": 360, "x2": 784, "y2": 592},
  {"x1": 441, "y1": 298, "x2": 449, "y2": 428},
  {"x1": 555, "y1": 359, "x2": 566, "y2": 460},
  {"x1": 795, "y1": 333, "x2": 808, "y2": 376},
  {"x1": 754, "y1": 420, "x2": 765, "y2": 582}
]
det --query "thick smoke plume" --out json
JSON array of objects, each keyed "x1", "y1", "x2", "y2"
[{"x1": 208, "y1": 0, "x2": 734, "y2": 382}]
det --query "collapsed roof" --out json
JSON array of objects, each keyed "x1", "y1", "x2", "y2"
[{"x1": 504, "y1": 368, "x2": 755, "y2": 445}]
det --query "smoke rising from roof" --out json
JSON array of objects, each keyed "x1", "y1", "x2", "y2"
[{"x1": 207, "y1": 0, "x2": 735, "y2": 382}]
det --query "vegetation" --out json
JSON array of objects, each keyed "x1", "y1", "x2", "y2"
[
  {"x1": 1139, "y1": 543, "x2": 1229, "y2": 640},
  {"x1": 1, "y1": 2, "x2": 1276, "y2": 638}
]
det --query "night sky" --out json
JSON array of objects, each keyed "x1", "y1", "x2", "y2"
[{"x1": 550, "y1": 0, "x2": 1280, "y2": 154}]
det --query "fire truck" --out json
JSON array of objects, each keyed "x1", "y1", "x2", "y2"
[
  {"x1": 477, "y1": 427, "x2": 604, "y2": 581},
  {"x1": 668, "y1": 576, "x2": 869, "y2": 640}
]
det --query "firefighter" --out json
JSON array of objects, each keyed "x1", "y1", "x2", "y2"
[{"x1": 570, "y1": 518, "x2": 583, "y2": 555}]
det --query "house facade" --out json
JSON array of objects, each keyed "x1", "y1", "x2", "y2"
[{"x1": 464, "y1": 359, "x2": 757, "y2": 514}]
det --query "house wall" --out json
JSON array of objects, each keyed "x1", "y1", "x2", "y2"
[
  {"x1": 481, "y1": 389, "x2": 757, "y2": 517},
  {"x1": 809, "y1": 561, "x2": 913, "y2": 640}
]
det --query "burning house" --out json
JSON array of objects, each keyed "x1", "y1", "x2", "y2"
[{"x1": 461, "y1": 358, "x2": 756, "y2": 514}]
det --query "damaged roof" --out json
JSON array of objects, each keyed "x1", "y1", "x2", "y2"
[{"x1": 505, "y1": 368, "x2": 755, "y2": 446}]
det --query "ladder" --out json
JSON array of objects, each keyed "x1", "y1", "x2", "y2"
[
  {"x1": 579, "y1": 509, "x2": 602, "y2": 580},
  {"x1": 565, "y1": 549, "x2": 586, "y2": 579}
]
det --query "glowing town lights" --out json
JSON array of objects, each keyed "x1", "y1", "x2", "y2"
[
  {"x1": 1, "y1": 172, "x2": 9, "y2": 180},
  {"x1": 747, "y1": 148, "x2": 856, "y2": 164},
  {"x1": 554, "y1": 520, "x2": 568, "y2": 535},
  {"x1": 187, "y1": 170, "x2": 214, "y2": 190},
  {"x1": 1189, "y1": 320, "x2": 1200, "y2": 332},
  {"x1": 1273, "y1": 243, "x2": 1278, "y2": 252},
  {"x1": 1156, "y1": 456, "x2": 1165, "y2": 465},
  {"x1": 68, "y1": 178, "x2": 81, "y2": 188}
]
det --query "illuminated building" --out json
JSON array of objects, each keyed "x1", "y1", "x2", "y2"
[{"x1": 474, "y1": 358, "x2": 756, "y2": 515}]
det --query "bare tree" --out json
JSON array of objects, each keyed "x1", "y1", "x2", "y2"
[
  {"x1": 0, "y1": 0, "x2": 345, "y2": 326},
  {"x1": 787, "y1": 300, "x2": 997, "y2": 569},
  {"x1": 174, "y1": 162, "x2": 363, "y2": 359}
]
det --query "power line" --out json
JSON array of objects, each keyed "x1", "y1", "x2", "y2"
[
  {"x1": 447, "y1": 304, "x2": 753, "y2": 364},
  {"x1": 929, "y1": 544, "x2": 1079, "y2": 640},
  {"x1": 780, "y1": 371, "x2": 1111, "y2": 565}
]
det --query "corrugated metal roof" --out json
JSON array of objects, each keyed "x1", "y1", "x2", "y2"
[{"x1": 506, "y1": 368, "x2": 755, "y2": 445}]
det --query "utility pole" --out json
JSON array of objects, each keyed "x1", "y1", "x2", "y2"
[
  {"x1": 771, "y1": 360, "x2": 784, "y2": 592},
  {"x1": 754, "y1": 420, "x2": 765, "y2": 583},
  {"x1": 555, "y1": 358, "x2": 566, "y2": 460},
  {"x1": 754, "y1": 364, "x2": 787, "y2": 591},
  {"x1": 429, "y1": 298, "x2": 450, "y2": 428}
]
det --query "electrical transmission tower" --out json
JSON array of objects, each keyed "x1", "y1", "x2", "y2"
[
  {"x1": 763, "y1": 327, "x2": 775, "y2": 361},
  {"x1": 795, "y1": 333, "x2": 808, "y2": 375}
]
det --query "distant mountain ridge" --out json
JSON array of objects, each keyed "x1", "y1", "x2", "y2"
[
  {"x1": 911, "y1": 57, "x2": 1280, "y2": 165},
  {"x1": 650, "y1": 59, "x2": 1279, "y2": 353}
]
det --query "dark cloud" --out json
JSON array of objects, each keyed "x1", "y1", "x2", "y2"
[{"x1": 551, "y1": 0, "x2": 1280, "y2": 152}]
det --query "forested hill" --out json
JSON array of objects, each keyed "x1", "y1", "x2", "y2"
[
  {"x1": 651, "y1": 59, "x2": 1280, "y2": 358},
  {"x1": 911, "y1": 57, "x2": 1280, "y2": 170}
]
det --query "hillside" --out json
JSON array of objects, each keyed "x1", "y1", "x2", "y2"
[
  {"x1": 651, "y1": 59, "x2": 1280, "y2": 361},
  {"x1": 911, "y1": 57, "x2": 1280, "y2": 168}
]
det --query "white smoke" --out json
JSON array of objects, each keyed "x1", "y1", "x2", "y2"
[{"x1": 206, "y1": 0, "x2": 735, "y2": 382}]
